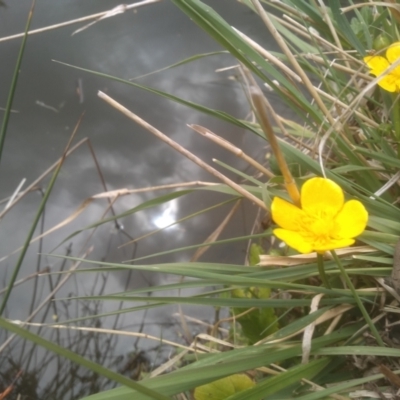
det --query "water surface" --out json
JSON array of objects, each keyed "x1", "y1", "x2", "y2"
[{"x1": 0, "y1": 1, "x2": 288, "y2": 397}]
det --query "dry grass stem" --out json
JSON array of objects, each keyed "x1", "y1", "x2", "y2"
[
  {"x1": 195, "y1": 333, "x2": 238, "y2": 349},
  {"x1": 149, "y1": 346, "x2": 193, "y2": 378},
  {"x1": 259, "y1": 246, "x2": 375, "y2": 266},
  {"x1": 251, "y1": 0, "x2": 335, "y2": 126},
  {"x1": 92, "y1": 182, "x2": 218, "y2": 199},
  {"x1": 266, "y1": 1, "x2": 312, "y2": 22},
  {"x1": 189, "y1": 124, "x2": 274, "y2": 179},
  {"x1": 211, "y1": 306, "x2": 258, "y2": 338},
  {"x1": 172, "y1": 313, "x2": 229, "y2": 334},
  {"x1": 313, "y1": 85, "x2": 379, "y2": 128},
  {"x1": 304, "y1": 53, "x2": 371, "y2": 79},
  {"x1": 0, "y1": 138, "x2": 88, "y2": 219},
  {"x1": 279, "y1": 14, "x2": 362, "y2": 65},
  {"x1": 257, "y1": 304, "x2": 354, "y2": 346},
  {"x1": 0, "y1": 198, "x2": 92, "y2": 264},
  {"x1": 7, "y1": 320, "x2": 192, "y2": 351},
  {"x1": 98, "y1": 90, "x2": 268, "y2": 210},
  {"x1": 120, "y1": 198, "x2": 237, "y2": 250},
  {"x1": 0, "y1": 248, "x2": 92, "y2": 354},
  {"x1": 190, "y1": 199, "x2": 243, "y2": 262},
  {"x1": 3, "y1": 178, "x2": 26, "y2": 211},
  {"x1": 0, "y1": 267, "x2": 50, "y2": 295},
  {"x1": 317, "y1": 56, "x2": 400, "y2": 172},
  {"x1": 0, "y1": 0, "x2": 161, "y2": 43},
  {"x1": 233, "y1": 28, "x2": 301, "y2": 83},
  {"x1": 318, "y1": 1, "x2": 348, "y2": 64},
  {"x1": 302, "y1": 293, "x2": 324, "y2": 364},
  {"x1": 324, "y1": 313, "x2": 343, "y2": 335},
  {"x1": 341, "y1": 3, "x2": 398, "y2": 13},
  {"x1": 245, "y1": 75, "x2": 301, "y2": 206}
]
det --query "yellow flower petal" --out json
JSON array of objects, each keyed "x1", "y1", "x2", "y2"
[
  {"x1": 273, "y1": 228, "x2": 313, "y2": 254},
  {"x1": 364, "y1": 55, "x2": 389, "y2": 76},
  {"x1": 272, "y1": 177, "x2": 368, "y2": 254},
  {"x1": 312, "y1": 238, "x2": 355, "y2": 253},
  {"x1": 334, "y1": 200, "x2": 368, "y2": 239},
  {"x1": 375, "y1": 74, "x2": 398, "y2": 92},
  {"x1": 301, "y1": 177, "x2": 344, "y2": 217},
  {"x1": 386, "y1": 41, "x2": 400, "y2": 64},
  {"x1": 271, "y1": 197, "x2": 304, "y2": 231}
]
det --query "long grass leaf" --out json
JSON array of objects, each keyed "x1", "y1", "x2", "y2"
[
  {"x1": 0, "y1": 1, "x2": 34, "y2": 161},
  {"x1": 0, "y1": 117, "x2": 82, "y2": 315},
  {"x1": 227, "y1": 358, "x2": 330, "y2": 400},
  {"x1": 0, "y1": 317, "x2": 172, "y2": 400}
]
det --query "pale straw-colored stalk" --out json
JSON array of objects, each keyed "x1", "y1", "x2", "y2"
[
  {"x1": 98, "y1": 91, "x2": 268, "y2": 210},
  {"x1": 0, "y1": 0, "x2": 161, "y2": 43},
  {"x1": 188, "y1": 124, "x2": 274, "y2": 179}
]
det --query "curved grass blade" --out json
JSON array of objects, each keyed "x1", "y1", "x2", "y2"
[
  {"x1": 171, "y1": 0, "x2": 319, "y2": 120},
  {"x1": 227, "y1": 358, "x2": 330, "y2": 400},
  {"x1": 0, "y1": 316, "x2": 172, "y2": 400},
  {"x1": 52, "y1": 189, "x2": 192, "y2": 250},
  {"x1": 48, "y1": 255, "x2": 358, "y2": 297},
  {"x1": 53, "y1": 60, "x2": 264, "y2": 138},
  {"x1": 0, "y1": 116, "x2": 82, "y2": 315},
  {"x1": 330, "y1": 1, "x2": 364, "y2": 54},
  {"x1": 0, "y1": 1, "x2": 35, "y2": 161},
  {"x1": 130, "y1": 50, "x2": 227, "y2": 80},
  {"x1": 79, "y1": 326, "x2": 356, "y2": 400},
  {"x1": 129, "y1": 232, "x2": 269, "y2": 263}
]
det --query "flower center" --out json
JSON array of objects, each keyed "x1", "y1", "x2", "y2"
[{"x1": 300, "y1": 209, "x2": 336, "y2": 245}]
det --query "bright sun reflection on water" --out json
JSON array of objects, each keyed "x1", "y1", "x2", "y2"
[{"x1": 152, "y1": 200, "x2": 178, "y2": 229}]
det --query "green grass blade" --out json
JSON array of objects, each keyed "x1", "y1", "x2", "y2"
[
  {"x1": 171, "y1": 0, "x2": 320, "y2": 120},
  {"x1": 0, "y1": 121, "x2": 80, "y2": 315},
  {"x1": 295, "y1": 373, "x2": 385, "y2": 400},
  {"x1": 314, "y1": 346, "x2": 400, "y2": 357},
  {"x1": 79, "y1": 327, "x2": 356, "y2": 400},
  {"x1": 0, "y1": 316, "x2": 172, "y2": 400},
  {"x1": 130, "y1": 232, "x2": 269, "y2": 262},
  {"x1": 0, "y1": 2, "x2": 34, "y2": 161},
  {"x1": 52, "y1": 189, "x2": 193, "y2": 250},
  {"x1": 227, "y1": 358, "x2": 330, "y2": 400},
  {"x1": 130, "y1": 50, "x2": 227, "y2": 80},
  {"x1": 330, "y1": 0, "x2": 365, "y2": 54},
  {"x1": 53, "y1": 60, "x2": 263, "y2": 137}
]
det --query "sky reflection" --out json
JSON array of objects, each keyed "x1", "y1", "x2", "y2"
[{"x1": 0, "y1": 1, "x2": 292, "y2": 395}]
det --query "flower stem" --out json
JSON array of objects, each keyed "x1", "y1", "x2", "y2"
[
  {"x1": 330, "y1": 250, "x2": 385, "y2": 347},
  {"x1": 391, "y1": 94, "x2": 400, "y2": 158},
  {"x1": 317, "y1": 253, "x2": 330, "y2": 289},
  {"x1": 249, "y1": 78, "x2": 301, "y2": 207}
]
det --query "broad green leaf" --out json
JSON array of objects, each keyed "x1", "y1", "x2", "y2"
[{"x1": 231, "y1": 286, "x2": 279, "y2": 344}]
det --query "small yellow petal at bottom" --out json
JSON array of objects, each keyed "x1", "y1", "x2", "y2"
[
  {"x1": 312, "y1": 238, "x2": 355, "y2": 254},
  {"x1": 273, "y1": 228, "x2": 313, "y2": 254}
]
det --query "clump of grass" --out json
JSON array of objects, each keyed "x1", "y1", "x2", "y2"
[{"x1": 3, "y1": 1, "x2": 400, "y2": 399}]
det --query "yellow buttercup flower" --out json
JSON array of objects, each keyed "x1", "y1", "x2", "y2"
[
  {"x1": 364, "y1": 41, "x2": 400, "y2": 92},
  {"x1": 271, "y1": 177, "x2": 368, "y2": 254}
]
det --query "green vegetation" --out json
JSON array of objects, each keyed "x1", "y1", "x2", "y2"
[{"x1": 2, "y1": 1, "x2": 400, "y2": 399}]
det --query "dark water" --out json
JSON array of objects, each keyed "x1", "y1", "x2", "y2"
[{"x1": 0, "y1": 1, "x2": 288, "y2": 398}]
